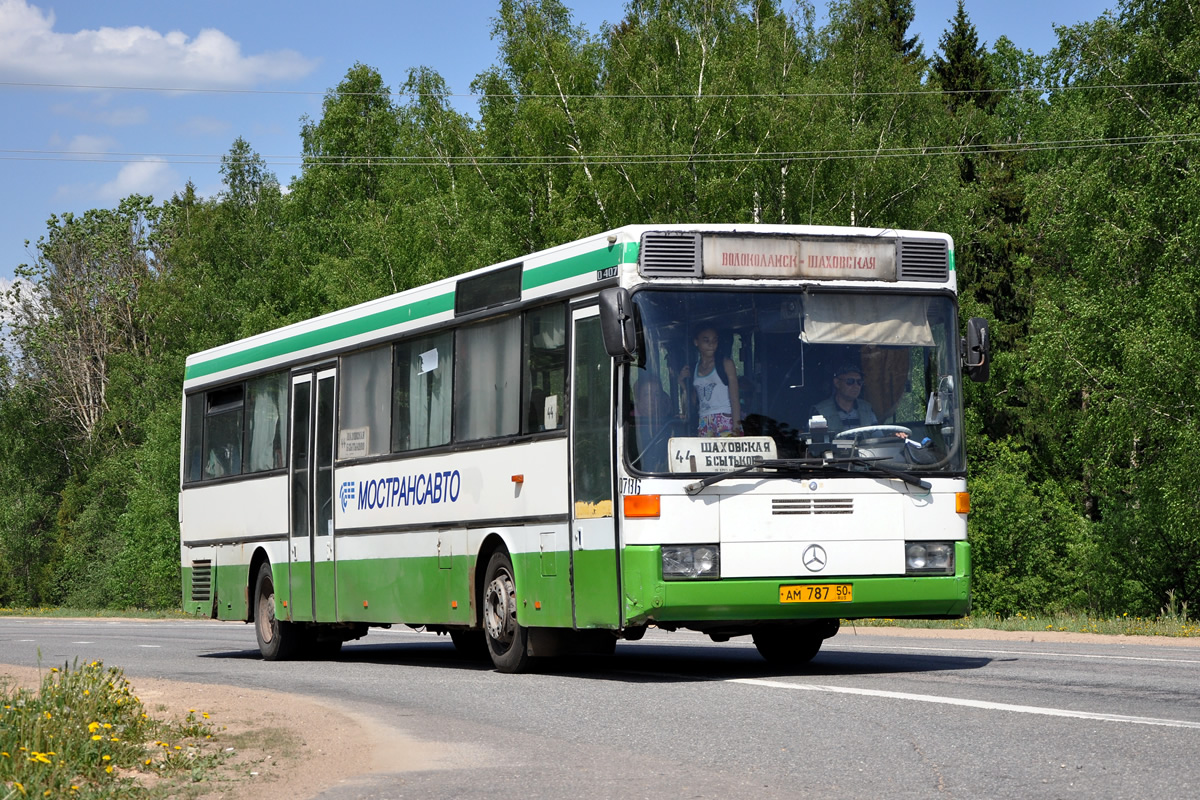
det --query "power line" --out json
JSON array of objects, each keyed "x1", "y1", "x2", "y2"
[
  {"x1": 2, "y1": 79, "x2": 1198, "y2": 100},
  {"x1": 2, "y1": 132, "x2": 1197, "y2": 167}
]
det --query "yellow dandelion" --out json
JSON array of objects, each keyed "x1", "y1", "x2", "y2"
[
  {"x1": 102, "y1": 755, "x2": 111, "y2": 761},
  {"x1": 105, "y1": 765, "x2": 113, "y2": 774},
  {"x1": 91, "y1": 735, "x2": 102, "y2": 741},
  {"x1": 88, "y1": 722, "x2": 100, "y2": 733},
  {"x1": 83, "y1": 690, "x2": 89, "y2": 696},
  {"x1": 202, "y1": 712, "x2": 210, "y2": 719}
]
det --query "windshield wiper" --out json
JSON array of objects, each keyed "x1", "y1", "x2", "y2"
[
  {"x1": 683, "y1": 455, "x2": 930, "y2": 495},
  {"x1": 825, "y1": 457, "x2": 932, "y2": 491}
]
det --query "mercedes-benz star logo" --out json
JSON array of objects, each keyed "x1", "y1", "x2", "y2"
[{"x1": 802, "y1": 544, "x2": 828, "y2": 573}]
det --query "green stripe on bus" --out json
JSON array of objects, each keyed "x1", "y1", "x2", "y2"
[
  {"x1": 522, "y1": 241, "x2": 640, "y2": 290},
  {"x1": 949, "y1": 249, "x2": 956, "y2": 271},
  {"x1": 186, "y1": 242, "x2": 640, "y2": 382},
  {"x1": 185, "y1": 292, "x2": 454, "y2": 381}
]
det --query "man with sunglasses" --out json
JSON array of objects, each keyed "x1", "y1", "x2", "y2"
[{"x1": 810, "y1": 363, "x2": 878, "y2": 435}]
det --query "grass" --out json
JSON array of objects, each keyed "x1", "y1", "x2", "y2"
[
  {"x1": 0, "y1": 608, "x2": 197, "y2": 620},
  {"x1": 1, "y1": 660, "x2": 224, "y2": 799},
  {"x1": 848, "y1": 610, "x2": 1200, "y2": 638}
]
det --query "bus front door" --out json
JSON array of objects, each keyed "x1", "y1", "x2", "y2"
[
  {"x1": 569, "y1": 306, "x2": 621, "y2": 629},
  {"x1": 288, "y1": 367, "x2": 337, "y2": 623}
]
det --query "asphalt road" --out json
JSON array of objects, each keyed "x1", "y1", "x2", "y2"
[{"x1": 2, "y1": 617, "x2": 1198, "y2": 799}]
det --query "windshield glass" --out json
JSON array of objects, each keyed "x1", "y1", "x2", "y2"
[{"x1": 623, "y1": 289, "x2": 965, "y2": 475}]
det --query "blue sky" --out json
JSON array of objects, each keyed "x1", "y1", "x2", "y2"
[{"x1": 0, "y1": 0, "x2": 1112, "y2": 288}]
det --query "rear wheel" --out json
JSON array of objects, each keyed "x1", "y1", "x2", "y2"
[
  {"x1": 482, "y1": 551, "x2": 531, "y2": 673},
  {"x1": 254, "y1": 562, "x2": 299, "y2": 661}
]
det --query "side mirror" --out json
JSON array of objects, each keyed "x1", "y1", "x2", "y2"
[
  {"x1": 599, "y1": 287, "x2": 637, "y2": 359},
  {"x1": 963, "y1": 317, "x2": 990, "y2": 383}
]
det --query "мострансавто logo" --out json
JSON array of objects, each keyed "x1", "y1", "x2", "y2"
[{"x1": 342, "y1": 469, "x2": 462, "y2": 513}]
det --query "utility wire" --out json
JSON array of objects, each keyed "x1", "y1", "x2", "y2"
[
  {"x1": 2, "y1": 79, "x2": 1198, "y2": 100},
  {"x1": 2, "y1": 132, "x2": 1197, "y2": 167}
]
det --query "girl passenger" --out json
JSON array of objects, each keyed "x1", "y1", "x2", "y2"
[{"x1": 678, "y1": 326, "x2": 741, "y2": 437}]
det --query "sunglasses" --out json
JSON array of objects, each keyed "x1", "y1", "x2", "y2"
[{"x1": 838, "y1": 376, "x2": 863, "y2": 386}]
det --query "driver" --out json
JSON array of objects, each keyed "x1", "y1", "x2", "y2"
[{"x1": 810, "y1": 363, "x2": 878, "y2": 435}]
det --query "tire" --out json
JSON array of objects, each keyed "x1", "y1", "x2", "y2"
[
  {"x1": 481, "y1": 551, "x2": 531, "y2": 673},
  {"x1": 752, "y1": 626, "x2": 826, "y2": 666},
  {"x1": 254, "y1": 561, "x2": 299, "y2": 661}
]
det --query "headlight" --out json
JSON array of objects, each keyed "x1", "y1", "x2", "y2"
[
  {"x1": 905, "y1": 542, "x2": 954, "y2": 574},
  {"x1": 662, "y1": 545, "x2": 721, "y2": 580}
]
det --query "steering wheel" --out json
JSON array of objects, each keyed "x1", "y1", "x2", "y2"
[{"x1": 833, "y1": 425, "x2": 912, "y2": 441}]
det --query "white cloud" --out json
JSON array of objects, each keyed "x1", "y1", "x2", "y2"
[
  {"x1": 97, "y1": 159, "x2": 180, "y2": 202},
  {"x1": 0, "y1": 0, "x2": 316, "y2": 87},
  {"x1": 65, "y1": 134, "x2": 118, "y2": 153}
]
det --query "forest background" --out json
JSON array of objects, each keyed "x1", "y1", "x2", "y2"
[{"x1": 1, "y1": 0, "x2": 1196, "y2": 620}]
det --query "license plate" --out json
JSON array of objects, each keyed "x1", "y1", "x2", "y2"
[{"x1": 779, "y1": 583, "x2": 853, "y2": 603}]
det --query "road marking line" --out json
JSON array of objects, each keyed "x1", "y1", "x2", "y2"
[
  {"x1": 826, "y1": 642, "x2": 1200, "y2": 665},
  {"x1": 137, "y1": 645, "x2": 161, "y2": 648},
  {"x1": 71, "y1": 641, "x2": 94, "y2": 644},
  {"x1": 729, "y1": 678, "x2": 1200, "y2": 729}
]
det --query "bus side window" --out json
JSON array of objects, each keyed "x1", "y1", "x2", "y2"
[
  {"x1": 392, "y1": 331, "x2": 454, "y2": 452},
  {"x1": 246, "y1": 372, "x2": 287, "y2": 472},
  {"x1": 204, "y1": 385, "x2": 244, "y2": 479},
  {"x1": 183, "y1": 394, "x2": 204, "y2": 482},
  {"x1": 340, "y1": 345, "x2": 392, "y2": 459},
  {"x1": 456, "y1": 315, "x2": 521, "y2": 441},
  {"x1": 523, "y1": 304, "x2": 566, "y2": 433}
]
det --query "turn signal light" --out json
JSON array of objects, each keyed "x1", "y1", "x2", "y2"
[
  {"x1": 624, "y1": 494, "x2": 661, "y2": 518},
  {"x1": 956, "y1": 492, "x2": 971, "y2": 514}
]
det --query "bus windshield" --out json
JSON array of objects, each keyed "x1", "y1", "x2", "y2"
[{"x1": 624, "y1": 289, "x2": 966, "y2": 476}]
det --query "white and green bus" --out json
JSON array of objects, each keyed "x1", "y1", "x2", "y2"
[{"x1": 180, "y1": 224, "x2": 989, "y2": 672}]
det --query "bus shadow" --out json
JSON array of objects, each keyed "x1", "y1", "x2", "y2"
[{"x1": 201, "y1": 640, "x2": 991, "y2": 681}]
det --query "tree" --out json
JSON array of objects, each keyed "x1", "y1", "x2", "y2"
[{"x1": 932, "y1": 0, "x2": 996, "y2": 114}]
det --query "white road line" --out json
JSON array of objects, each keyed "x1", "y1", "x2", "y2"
[
  {"x1": 729, "y1": 678, "x2": 1200, "y2": 729},
  {"x1": 825, "y1": 642, "x2": 1200, "y2": 665},
  {"x1": 137, "y1": 645, "x2": 161, "y2": 648},
  {"x1": 71, "y1": 641, "x2": 94, "y2": 644}
]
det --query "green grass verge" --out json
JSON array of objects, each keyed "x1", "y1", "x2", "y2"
[
  {"x1": 848, "y1": 611, "x2": 1200, "y2": 638},
  {"x1": 0, "y1": 608, "x2": 197, "y2": 620},
  {"x1": 1, "y1": 661, "x2": 223, "y2": 799}
]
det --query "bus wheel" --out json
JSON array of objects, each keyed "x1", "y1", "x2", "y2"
[
  {"x1": 482, "y1": 551, "x2": 531, "y2": 673},
  {"x1": 751, "y1": 626, "x2": 824, "y2": 666},
  {"x1": 254, "y1": 562, "x2": 298, "y2": 661}
]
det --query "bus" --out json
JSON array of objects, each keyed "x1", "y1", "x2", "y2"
[{"x1": 180, "y1": 224, "x2": 989, "y2": 672}]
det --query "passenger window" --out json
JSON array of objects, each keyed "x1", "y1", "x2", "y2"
[
  {"x1": 523, "y1": 304, "x2": 566, "y2": 433},
  {"x1": 456, "y1": 315, "x2": 521, "y2": 441},
  {"x1": 339, "y1": 346, "x2": 392, "y2": 459},
  {"x1": 183, "y1": 395, "x2": 204, "y2": 483},
  {"x1": 245, "y1": 372, "x2": 287, "y2": 472},
  {"x1": 393, "y1": 331, "x2": 454, "y2": 451},
  {"x1": 204, "y1": 386, "x2": 244, "y2": 479}
]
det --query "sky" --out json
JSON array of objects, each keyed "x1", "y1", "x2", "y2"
[{"x1": 0, "y1": 0, "x2": 1114, "y2": 288}]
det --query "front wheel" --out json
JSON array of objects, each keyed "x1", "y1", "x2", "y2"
[
  {"x1": 481, "y1": 551, "x2": 531, "y2": 673},
  {"x1": 254, "y1": 561, "x2": 299, "y2": 661}
]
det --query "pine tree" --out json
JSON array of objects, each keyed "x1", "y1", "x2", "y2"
[{"x1": 932, "y1": 0, "x2": 995, "y2": 113}]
